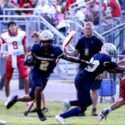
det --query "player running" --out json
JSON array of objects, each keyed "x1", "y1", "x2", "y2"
[{"x1": 5, "y1": 29, "x2": 88, "y2": 121}]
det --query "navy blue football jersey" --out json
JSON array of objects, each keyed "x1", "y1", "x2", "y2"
[
  {"x1": 82, "y1": 53, "x2": 117, "y2": 82},
  {"x1": 31, "y1": 44, "x2": 63, "y2": 74}
]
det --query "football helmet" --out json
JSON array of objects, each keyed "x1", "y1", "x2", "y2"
[
  {"x1": 39, "y1": 30, "x2": 54, "y2": 41},
  {"x1": 101, "y1": 43, "x2": 117, "y2": 56}
]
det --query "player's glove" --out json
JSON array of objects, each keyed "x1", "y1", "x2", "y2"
[
  {"x1": 24, "y1": 54, "x2": 36, "y2": 66},
  {"x1": 80, "y1": 60, "x2": 92, "y2": 67}
]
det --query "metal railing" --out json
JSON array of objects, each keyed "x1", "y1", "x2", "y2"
[
  {"x1": 101, "y1": 23, "x2": 125, "y2": 52},
  {"x1": 0, "y1": 8, "x2": 125, "y2": 81}
]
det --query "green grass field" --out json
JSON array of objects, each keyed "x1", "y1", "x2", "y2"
[{"x1": 0, "y1": 101, "x2": 125, "y2": 125}]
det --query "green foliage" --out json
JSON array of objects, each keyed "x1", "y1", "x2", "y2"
[{"x1": 0, "y1": 101, "x2": 125, "y2": 125}]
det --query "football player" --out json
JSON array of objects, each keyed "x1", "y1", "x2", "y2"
[
  {"x1": 5, "y1": 29, "x2": 88, "y2": 121},
  {"x1": 0, "y1": 21, "x2": 29, "y2": 105},
  {"x1": 55, "y1": 43, "x2": 125, "y2": 125},
  {"x1": 98, "y1": 58, "x2": 125, "y2": 121}
]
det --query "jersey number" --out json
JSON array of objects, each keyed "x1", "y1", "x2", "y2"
[
  {"x1": 85, "y1": 60, "x2": 100, "y2": 72},
  {"x1": 39, "y1": 61, "x2": 49, "y2": 71},
  {"x1": 12, "y1": 41, "x2": 18, "y2": 49}
]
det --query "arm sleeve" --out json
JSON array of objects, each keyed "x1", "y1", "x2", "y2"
[{"x1": 104, "y1": 62, "x2": 117, "y2": 69}]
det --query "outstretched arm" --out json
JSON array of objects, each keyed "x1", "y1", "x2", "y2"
[
  {"x1": 107, "y1": 65, "x2": 125, "y2": 73},
  {"x1": 104, "y1": 61, "x2": 125, "y2": 73},
  {"x1": 117, "y1": 58, "x2": 125, "y2": 66},
  {"x1": 61, "y1": 54, "x2": 89, "y2": 66}
]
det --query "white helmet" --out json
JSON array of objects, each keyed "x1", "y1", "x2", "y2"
[
  {"x1": 39, "y1": 30, "x2": 54, "y2": 41},
  {"x1": 101, "y1": 43, "x2": 117, "y2": 55}
]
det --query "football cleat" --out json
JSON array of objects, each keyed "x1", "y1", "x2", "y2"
[
  {"x1": 55, "y1": 115, "x2": 67, "y2": 125},
  {"x1": 98, "y1": 109, "x2": 109, "y2": 121},
  {"x1": 24, "y1": 111, "x2": 29, "y2": 116},
  {"x1": 63, "y1": 100, "x2": 70, "y2": 112},
  {"x1": 6, "y1": 95, "x2": 18, "y2": 109},
  {"x1": 4, "y1": 97, "x2": 11, "y2": 106},
  {"x1": 42, "y1": 107, "x2": 48, "y2": 113},
  {"x1": 36, "y1": 109, "x2": 47, "y2": 121},
  {"x1": 30, "y1": 107, "x2": 37, "y2": 113},
  {"x1": 28, "y1": 107, "x2": 48, "y2": 114},
  {"x1": 91, "y1": 108, "x2": 97, "y2": 116},
  {"x1": 0, "y1": 120, "x2": 6, "y2": 125},
  {"x1": 24, "y1": 101, "x2": 34, "y2": 116}
]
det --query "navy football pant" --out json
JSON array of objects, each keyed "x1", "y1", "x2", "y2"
[
  {"x1": 75, "y1": 73, "x2": 92, "y2": 112},
  {"x1": 29, "y1": 68, "x2": 49, "y2": 98}
]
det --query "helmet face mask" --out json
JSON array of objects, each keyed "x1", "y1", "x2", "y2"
[
  {"x1": 40, "y1": 40, "x2": 53, "y2": 44},
  {"x1": 40, "y1": 40, "x2": 53, "y2": 49},
  {"x1": 101, "y1": 43, "x2": 117, "y2": 56}
]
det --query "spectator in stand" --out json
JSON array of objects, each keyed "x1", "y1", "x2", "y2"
[
  {"x1": 49, "y1": 0, "x2": 57, "y2": 13},
  {"x1": 10, "y1": 0, "x2": 19, "y2": 8},
  {"x1": 107, "y1": 0, "x2": 122, "y2": 26},
  {"x1": 65, "y1": 0, "x2": 76, "y2": 12},
  {"x1": 33, "y1": 0, "x2": 56, "y2": 27},
  {"x1": 56, "y1": 5, "x2": 66, "y2": 35},
  {"x1": 0, "y1": 21, "x2": 29, "y2": 105},
  {"x1": 56, "y1": 5, "x2": 66, "y2": 26},
  {"x1": 33, "y1": 0, "x2": 49, "y2": 15},
  {"x1": 0, "y1": 0, "x2": 17, "y2": 17},
  {"x1": 47, "y1": 0, "x2": 58, "y2": 26},
  {"x1": 18, "y1": 0, "x2": 34, "y2": 15},
  {"x1": 30, "y1": 0, "x2": 38, "y2": 8},
  {"x1": 83, "y1": 0, "x2": 100, "y2": 25},
  {"x1": 68, "y1": 0, "x2": 108, "y2": 28}
]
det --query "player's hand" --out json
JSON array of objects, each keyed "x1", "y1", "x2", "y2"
[
  {"x1": 81, "y1": 60, "x2": 91, "y2": 66},
  {"x1": 24, "y1": 54, "x2": 36, "y2": 66}
]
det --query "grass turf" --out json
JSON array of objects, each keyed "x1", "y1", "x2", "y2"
[{"x1": 0, "y1": 101, "x2": 125, "y2": 125}]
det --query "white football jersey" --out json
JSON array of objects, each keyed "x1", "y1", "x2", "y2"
[{"x1": 1, "y1": 29, "x2": 26, "y2": 55}]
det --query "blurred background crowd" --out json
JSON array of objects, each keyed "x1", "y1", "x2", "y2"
[
  {"x1": 0, "y1": 0, "x2": 125, "y2": 32},
  {"x1": 0, "y1": 0, "x2": 125, "y2": 80}
]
